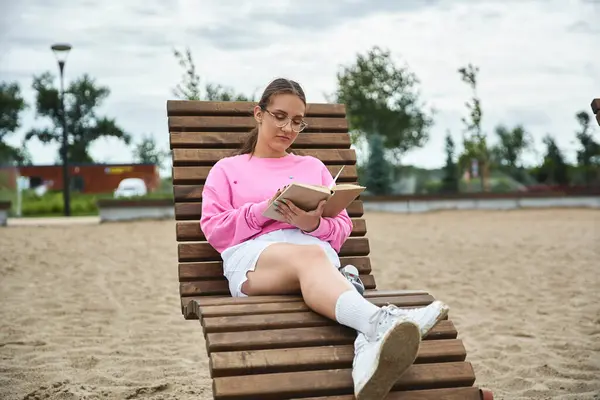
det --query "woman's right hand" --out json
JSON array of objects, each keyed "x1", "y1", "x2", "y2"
[{"x1": 268, "y1": 185, "x2": 287, "y2": 205}]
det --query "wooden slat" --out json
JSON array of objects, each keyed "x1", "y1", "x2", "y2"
[
  {"x1": 210, "y1": 339, "x2": 466, "y2": 377},
  {"x1": 174, "y1": 199, "x2": 363, "y2": 221},
  {"x1": 591, "y1": 98, "x2": 600, "y2": 114},
  {"x1": 176, "y1": 218, "x2": 367, "y2": 241},
  {"x1": 167, "y1": 100, "x2": 346, "y2": 117},
  {"x1": 180, "y1": 289, "x2": 430, "y2": 319},
  {"x1": 173, "y1": 185, "x2": 204, "y2": 201},
  {"x1": 172, "y1": 148, "x2": 356, "y2": 166},
  {"x1": 173, "y1": 181, "x2": 360, "y2": 201},
  {"x1": 172, "y1": 164, "x2": 357, "y2": 184},
  {"x1": 211, "y1": 362, "x2": 475, "y2": 399},
  {"x1": 170, "y1": 132, "x2": 352, "y2": 149},
  {"x1": 200, "y1": 294, "x2": 436, "y2": 332},
  {"x1": 197, "y1": 294, "x2": 432, "y2": 318},
  {"x1": 179, "y1": 255, "x2": 371, "y2": 281},
  {"x1": 178, "y1": 237, "x2": 370, "y2": 262},
  {"x1": 296, "y1": 387, "x2": 483, "y2": 400},
  {"x1": 169, "y1": 116, "x2": 348, "y2": 132},
  {"x1": 206, "y1": 320, "x2": 457, "y2": 352},
  {"x1": 180, "y1": 274, "x2": 376, "y2": 297},
  {"x1": 187, "y1": 289, "x2": 428, "y2": 308}
]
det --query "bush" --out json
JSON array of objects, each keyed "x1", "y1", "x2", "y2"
[
  {"x1": 365, "y1": 134, "x2": 392, "y2": 195},
  {"x1": 17, "y1": 190, "x2": 174, "y2": 217}
]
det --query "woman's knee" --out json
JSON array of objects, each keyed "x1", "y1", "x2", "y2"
[{"x1": 301, "y1": 244, "x2": 332, "y2": 264}]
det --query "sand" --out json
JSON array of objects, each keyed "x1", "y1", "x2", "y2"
[{"x1": 1, "y1": 209, "x2": 599, "y2": 399}]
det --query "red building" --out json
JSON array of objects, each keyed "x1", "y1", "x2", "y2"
[{"x1": 0, "y1": 163, "x2": 161, "y2": 194}]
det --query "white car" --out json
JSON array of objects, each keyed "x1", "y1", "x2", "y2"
[{"x1": 114, "y1": 178, "x2": 148, "y2": 198}]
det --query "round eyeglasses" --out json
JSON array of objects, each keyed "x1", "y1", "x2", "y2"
[{"x1": 263, "y1": 108, "x2": 308, "y2": 133}]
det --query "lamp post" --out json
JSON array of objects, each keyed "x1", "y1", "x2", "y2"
[{"x1": 51, "y1": 43, "x2": 72, "y2": 217}]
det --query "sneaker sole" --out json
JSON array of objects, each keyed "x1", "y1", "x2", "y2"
[{"x1": 356, "y1": 320, "x2": 421, "y2": 400}]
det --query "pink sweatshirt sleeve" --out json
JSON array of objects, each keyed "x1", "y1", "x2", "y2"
[
  {"x1": 304, "y1": 162, "x2": 353, "y2": 252},
  {"x1": 200, "y1": 163, "x2": 271, "y2": 253}
]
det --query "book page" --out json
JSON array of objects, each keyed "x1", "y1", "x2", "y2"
[{"x1": 262, "y1": 183, "x2": 332, "y2": 221}]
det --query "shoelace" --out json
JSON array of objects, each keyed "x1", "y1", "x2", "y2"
[{"x1": 365, "y1": 304, "x2": 401, "y2": 341}]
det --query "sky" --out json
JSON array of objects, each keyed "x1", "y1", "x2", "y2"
[{"x1": 1, "y1": 0, "x2": 599, "y2": 175}]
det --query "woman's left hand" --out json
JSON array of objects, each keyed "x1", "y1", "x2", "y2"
[{"x1": 275, "y1": 199, "x2": 326, "y2": 232}]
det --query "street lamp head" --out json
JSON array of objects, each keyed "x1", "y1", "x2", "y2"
[{"x1": 51, "y1": 43, "x2": 72, "y2": 63}]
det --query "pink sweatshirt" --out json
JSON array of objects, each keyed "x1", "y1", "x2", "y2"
[{"x1": 200, "y1": 153, "x2": 353, "y2": 253}]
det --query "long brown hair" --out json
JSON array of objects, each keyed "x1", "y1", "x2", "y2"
[{"x1": 235, "y1": 78, "x2": 307, "y2": 156}]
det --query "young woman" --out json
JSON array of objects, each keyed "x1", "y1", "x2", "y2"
[{"x1": 201, "y1": 78, "x2": 449, "y2": 400}]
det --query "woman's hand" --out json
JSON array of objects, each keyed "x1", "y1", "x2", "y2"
[
  {"x1": 275, "y1": 198, "x2": 326, "y2": 232},
  {"x1": 268, "y1": 185, "x2": 290, "y2": 207}
]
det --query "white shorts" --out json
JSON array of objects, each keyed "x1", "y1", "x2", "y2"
[{"x1": 221, "y1": 228, "x2": 341, "y2": 297}]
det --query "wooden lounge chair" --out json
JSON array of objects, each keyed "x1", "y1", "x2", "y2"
[
  {"x1": 592, "y1": 98, "x2": 600, "y2": 126},
  {"x1": 167, "y1": 100, "x2": 494, "y2": 399}
]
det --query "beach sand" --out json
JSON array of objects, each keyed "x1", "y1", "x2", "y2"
[{"x1": 1, "y1": 209, "x2": 599, "y2": 399}]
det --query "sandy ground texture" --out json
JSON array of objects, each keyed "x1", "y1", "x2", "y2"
[{"x1": 1, "y1": 209, "x2": 599, "y2": 400}]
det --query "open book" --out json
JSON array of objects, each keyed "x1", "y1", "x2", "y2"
[{"x1": 262, "y1": 166, "x2": 366, "y2": 222}]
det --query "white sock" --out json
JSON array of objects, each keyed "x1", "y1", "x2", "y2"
[{"x1": 334, "y1": 289, "x2": 380, "y2": 336}]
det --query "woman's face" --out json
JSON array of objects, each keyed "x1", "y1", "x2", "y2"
[{"x1": 254, "y1": 93, "x2": 307, "y2": 156}]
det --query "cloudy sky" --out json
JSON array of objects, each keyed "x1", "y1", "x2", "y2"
[{"x1": 1, "y1": 0, "x2": 599, "y2": 174}]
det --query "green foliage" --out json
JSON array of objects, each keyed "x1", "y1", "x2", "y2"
[
  {"x1": 490, "y1": 177, "x2": 515, "y2": 193},
  {"x1": 0, "y1": 82, "x2": 31, "y2": 165},
  {"x1": 16, "y1": 190, "x2": 174, "y2": 217},
  {"x1": 490, "y1": 124, "x2": 532, "y2": 183},
  {"x1": 441, "y1": 132, "x2": 459, "y2": 193},
  {"x1": 24, "y1": 72, "x2": 130, "y2": 163},
  {"x1": 423, "y1": 180, "x2": 443, "y2": 194},
  {"x1": 133, "y1": 134, "x2": 170, "y2": 168},
  {"x1": 365, "y1": 133, "x2": 392, "y2": 195},
  {"x1": 574, "y1": 111, "x2": 600, "y2": 185},
  {"x1": 334, "y1": 46, "x2": 434, "y2": 162},
  {"x1": 457, "y1": 63, "x2": 490, "y2": 191},
  {"x1": 173, "y1": 47, "x2": 252, "y2": 101},
  {"x1": 532, "y1": 134, "x2": 570, "y2": 185}
]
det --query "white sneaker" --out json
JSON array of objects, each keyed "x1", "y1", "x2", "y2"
[
  {"x1": 339, "y1": 264, "x2": 365, "y2": 295},
  {"x1": 391, "y1": 300, "x2": 450, "y2": 338},
  {"x1": 352, "y1": 305, "x2": 421, "y2": 400}
]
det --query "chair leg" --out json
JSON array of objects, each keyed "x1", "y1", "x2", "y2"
[{"x1": 480, "y1": 389, "x2": 494, "y2": 400}]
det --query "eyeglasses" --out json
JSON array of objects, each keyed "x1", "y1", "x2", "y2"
[{"x1": 263, "y1": 108, "x2": 308, "y2": 133}]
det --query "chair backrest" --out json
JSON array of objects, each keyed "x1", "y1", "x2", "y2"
[
  {"x1": 167, "y1": 100, "x2": 375, "y2": 317},
  {"x1": 592, "y1": 98, "x2": 600, "y2": 126}
]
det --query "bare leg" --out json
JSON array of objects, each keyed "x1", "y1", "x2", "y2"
[
  {"x1": 240, "y1": 242, "x2": 438, "y2": 400},
  {"x1": 241, "y1": 243, "x2": 354, "y2": 320}
]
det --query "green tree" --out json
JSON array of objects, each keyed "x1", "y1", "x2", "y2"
[
  {"x1": 24, "y1": 72, "x2": 130, "y2": 163},
  {"x1": 491, "y1": 124, "x2": 532, "y2": 183},
  {"x1": 133, "y1": 134, "x2": 169, "y2": 168},
  {"x1": 334, "y1": 46, "x2": 434, "y2": 163},
  {"x1": 457, "y1": 63, "x2": 490, "y2": 191},
  {"x1": 0, "y1": 82, "x2": 31, "y2": 165},
  {"x1": 441, "y1": 131, "x2": 459, "y2": 193},
  {"x1": 365, "y1": 133, "x2": 392, "y2": 195},
  {"x1": 574, "y1": 111, "x2": 600, "y2": 185},
  {"x1": 534, "y1": 134, "x2": 570, "y2": 185},
  {"x1": 172, "y1": 47, "x2": 252, "y2": 101}
]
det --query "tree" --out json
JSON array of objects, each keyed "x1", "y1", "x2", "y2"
[
  {"x1": 490, "y1": 124, "x2": 532, "y2": 183},
  {"x1": 574, "y1": 111, "x2": 600, "y2": 185},
  {"x1": 172, "y1": 47, "x2": 252, "y2": 101},
  {"x1": 0, "y1": 82, "x2": 30, "y2": 165},
  {"x1": 441, "y1": 131, "x2": 459, "y2": 193},
  {"x1": 457, "y1": 63, "x2": 490, "y2": 191},
  {"x1": 24, "y1": 72, "x2": 130, "y2": 163},
  {"x1": 365, "y1": 133, "x2": 392, "y2": 195},
  {"x1": 133, "y1": 134, "x2": 169, "y2": 168},
  {"x1": 534, "y1": 134, "x2": 570, "y2": 185},
  {"x1": 334, "y1": 46, "x2": 434, "y2": 163}
]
